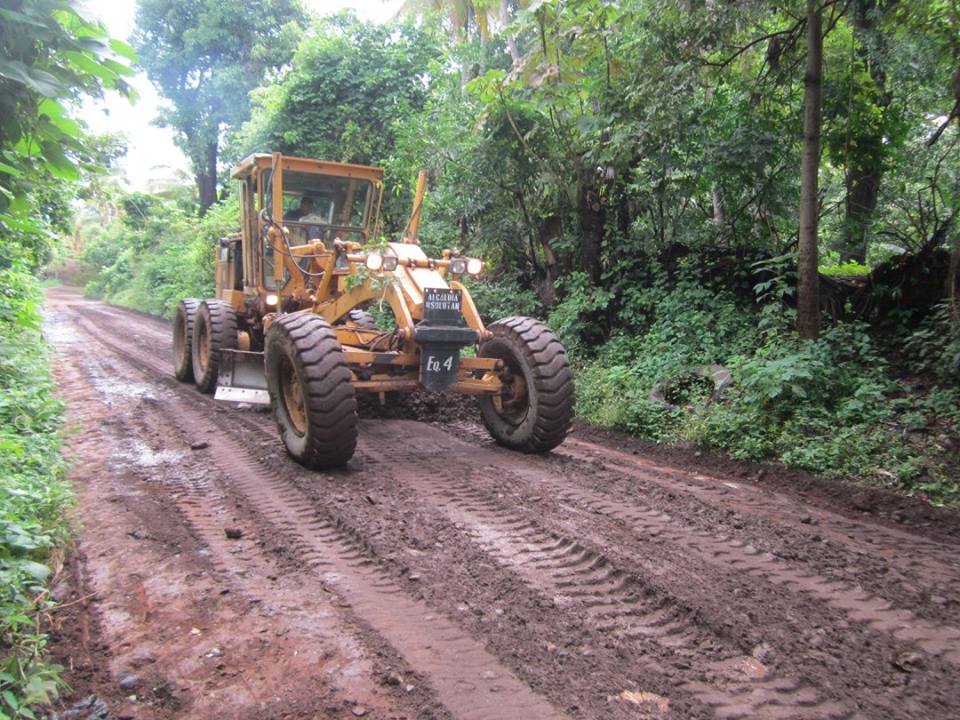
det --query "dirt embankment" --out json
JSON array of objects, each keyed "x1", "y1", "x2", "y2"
[{"x1": 43, "y1": 287, "x2": 960, "y2": 720}]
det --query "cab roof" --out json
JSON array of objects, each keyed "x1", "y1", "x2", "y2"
[{"x1": 231, "y1": 153, "x2": 384, "y2": 183}]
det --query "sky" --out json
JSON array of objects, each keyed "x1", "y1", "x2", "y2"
[{"x1": 77, "y1": 0, "x2": 405, "y2": 192}]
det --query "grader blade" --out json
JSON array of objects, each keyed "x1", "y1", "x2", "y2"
[{"x1": 215, "y1": 349, "x2": 270, "y2": 405}]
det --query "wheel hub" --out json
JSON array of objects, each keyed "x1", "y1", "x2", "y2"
[
  {"x1": 493, "y1": 365, "x2": 529, "y2": 424},
  {"x1": 279, "y1": 356, "x2": 307, "y2": 435},
  {"x1": 197, "y1": 319, "x2": 209, "y2": 370}
]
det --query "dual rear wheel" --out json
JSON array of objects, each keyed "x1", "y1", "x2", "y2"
[
  {"x1": 172, "y1": 300, "x2": 358, "y2": 470},
  {"x1": 172, "y1": 298, "x2": 237, "y2": 392}
]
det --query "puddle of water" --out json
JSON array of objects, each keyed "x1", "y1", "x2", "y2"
[
  {"x1": 77, "y1": 356, "x2": 169, "y2": 405},
  {"x1": 113, "y1": 439, "x2": 185, "y2": 468},
  {"x1": 41, "y1": 310, "x2": 83, "y2": 346}
]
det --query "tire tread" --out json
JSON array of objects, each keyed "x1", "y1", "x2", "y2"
[
  {"x1": 479, "y1": 316, "x2": 574, "y2": 453},
  {"x1": 265, "y1": 313, "x2": 357, "y2": 469}
]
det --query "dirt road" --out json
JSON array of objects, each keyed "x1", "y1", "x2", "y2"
[{"x1": 43, "y1": 288, "x2": 960, "y2": 719}]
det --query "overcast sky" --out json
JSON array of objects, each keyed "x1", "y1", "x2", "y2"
[{"x1": 76, "y1": 0, "x2": 405, "y2": 191}]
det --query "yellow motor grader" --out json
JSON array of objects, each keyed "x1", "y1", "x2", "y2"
[{"x1": 172, "y1": 152, "x2": 574, "y2": 468}]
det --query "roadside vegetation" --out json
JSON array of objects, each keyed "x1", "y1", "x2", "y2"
[
  {"x1": 0, "y1": 1, "x2": 134, "y2": 716},
  {"x1": 0, "y1": 265, "x2": 69, "y2": 718}
]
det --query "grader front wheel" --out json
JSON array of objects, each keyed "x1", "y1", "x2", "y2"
[
  {"x1": 265, "y1": 313, "x2": 358, "y2": 469},
  {"x1": 478, "y1": 317, "x2": 575, "y2": 453}
]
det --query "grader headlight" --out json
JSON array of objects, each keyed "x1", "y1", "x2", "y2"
[
  {"x1": 466, "y1": 258, "x2": 483, "y2": 276},
  {"x1": 365, "y1": 253, "x2": 384, "y2": 271},
  {"x1": 449, "y1": 258, "x2": 467, "y2": 275},
  {"x1": 365, "y1": 253, "x2": 398, "y2": 272}
]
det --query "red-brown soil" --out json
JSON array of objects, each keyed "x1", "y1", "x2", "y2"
[{"x1": 42, "y1": 287, "x2": 960, "y2": 719}]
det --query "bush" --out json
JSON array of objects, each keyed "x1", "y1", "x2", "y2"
[
  {"x1": 573, "y1": 276, "x2": 757, "y2": 436},
  {"x1": 902, "y1": 302, "x2": 960, "y2": 382},
  {"x1": 684, "y1": 321, "x2": 956, "y2": 500},
  {"x1": 0, "y1": 263, "x2": 71, "y2": 715},
  {"x1": 820, "y1": 260, "x2": 870, "y2": 277},
  {"x1": 572, "y1": 273, "x2": 959, "y2": 505},
  {"x1": 83, "y1": 196, "x2": 237, "y2": 317},
  {"x1": 462, "y1": 275, "x2": 541, "y2": 324}
]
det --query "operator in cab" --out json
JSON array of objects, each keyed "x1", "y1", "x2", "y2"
[{"x1": 295, "y1": 196, "x2": 326, "y2": 223}]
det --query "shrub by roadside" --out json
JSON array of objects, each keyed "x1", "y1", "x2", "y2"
[
  {"x1": 82, "y1": 195, "x2": 236, "y2": 318},
  {"x1": 0, "y1": 263, "x2": 71, "y2": 718},
  {"x1": 564, "y1": 276, "x2": 960, "y2": 507}
]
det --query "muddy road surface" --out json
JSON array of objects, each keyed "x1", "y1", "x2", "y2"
[{"x1": 43, "y1": 287, "x2": 960, "y2": 720}]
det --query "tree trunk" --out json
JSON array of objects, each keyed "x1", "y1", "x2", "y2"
[
  {"x1": 704, "y1": 84, "x2": 725, "y2": 230},
  {"x1": 840, "y1": 0, "x2": 889, "y2": 263},
  {"x1": 949, "y1": 230, "x2": 960, "y2": 331},
  {"x1": 842, "y1": 162, "x2": 880, "y2": 263},
  {"x1": 197, "y1": 139, "x2": 218, "y2": 214},
  {"x1": 537, "y1": 216, "x2": 562, "y2": 308},
  {"x1": 576, "y1": 170, "x2": 604, "y2": 284},
  {"x1": 797, "y1": 0, "x2": 823, "y2": 340},
  {"x1": 500, "y1": 0, "x2": 520, "y2": 66}
]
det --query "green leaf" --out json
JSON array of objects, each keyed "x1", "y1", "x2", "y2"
[
  {"x1": 1, "y1": 691, "x2": 17, "y2": 711},
  {"x1": 101, "y1": 58, "x2": 135, "y2": 78},
  {"x1": 0, "y1": 61, "x2": 64, "y2": 97},
  {"x1": 109, "y1": 38, "x2": 138, "y2": 61},
  {"x1": 40, "y1": 141, "x2": 79, "y2": 179},
  {"x1": 18, "y1": 561, "x2": 50, "y2": 582},
  {"x1": 62, "y1": 51, "x2": 116, "y2": 84}
]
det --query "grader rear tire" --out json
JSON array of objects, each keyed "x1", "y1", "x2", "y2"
[
  {"x1": 265, "y1": 313, "x2": 358, "y2": 469},
  {"x1": 173, "y1": 298, "x2": 199, "y2": 382},
  {"x1": 478, "y1": 316, "x2": 574, "y2": 453},
  {"x1": 191, "y1": 300, "x2": 238, "y2": 394},
  {"x1": 347, "y1": 308, "x2": 376, "y2": 329}
]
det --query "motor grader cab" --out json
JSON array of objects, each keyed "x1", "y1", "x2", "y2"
[{"x1": 172, "y1": 152, "x2": 574, "y2": 468}]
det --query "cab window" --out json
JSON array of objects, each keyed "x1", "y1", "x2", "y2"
[{"x1": 281, "y1": 172, "x2": 373, "y2": 229}]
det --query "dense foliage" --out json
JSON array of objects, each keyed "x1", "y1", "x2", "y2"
[
  {"x1": 1, "y1": 2, "x2": 135, "y2": 715},
  {"x1": 1, "y1": 0, "x2": 134, "y2": 269},
  {"x1": 81, "y1": 191, "x2": 237, "y2": 317},
  {"x1": 232, "y1": 12, "x2": 442, "y2": 230},
  {"x1": 132, "y1": 0, "x2": 306, "y2": 210},
  {"x1": 0, "y1": 268, "x2": 69, "y2": 719}
]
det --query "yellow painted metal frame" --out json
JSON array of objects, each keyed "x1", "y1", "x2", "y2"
[{"x1": 222, "y1": 151, "x2": 502, "y2": 396}]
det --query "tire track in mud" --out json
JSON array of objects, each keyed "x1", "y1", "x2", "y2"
[
  {"x1": 57, "y1": 325, "x2": 421, "y2": 719},
  {"x1": 364, "y1": 436, "x2": 856, "y2": 720},
  {"x1": 559, "y1": 438, "x2": 960, "y2": 595},
  {"x1": 396, "y1": 422, "x2": 960, "y2": 671},
  {"x1": 60, "y1": 305, "x2": 571, "y2": 720},
  {"x1": 537, "y1": 468, "x2": 960, "y2": 666},
  {"x1": 356, "y1": 421, "x2": 960, "y2": 719},
  {"x1": 58, "y1": 295, "x2": 960, "y2": 719}
]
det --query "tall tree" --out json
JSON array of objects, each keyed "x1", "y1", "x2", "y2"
[
  {"x1": 234, "y1": 13, "x2": 440, "y2": 230},
  {"x1": 827, "y1": 0, "x2": 896, "y2": 263},
  {"x1": 0, "y1": 0, "x2": 134, "y2": 265},
  {"x1": 798, "y1": 0, "x2": 823, "y2": 340},
  {"x1": 132, "y1": 0, "x2": 305, "y2": 212}
]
